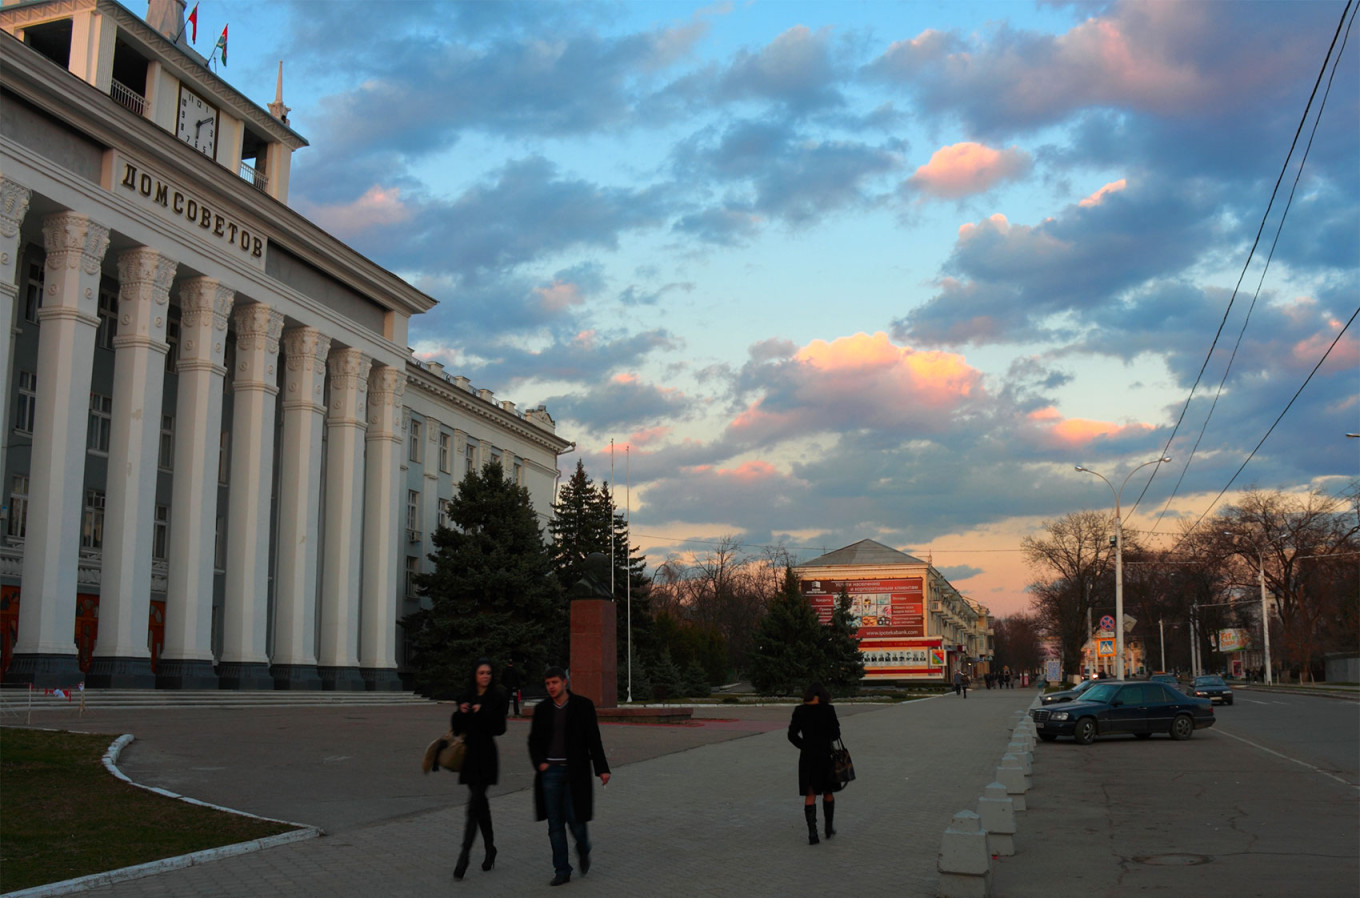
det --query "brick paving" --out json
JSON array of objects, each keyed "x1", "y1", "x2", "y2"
[{"x1": 26, "y1": 687, "x2": 1036, "y2": 897}]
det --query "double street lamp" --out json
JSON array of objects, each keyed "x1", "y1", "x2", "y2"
[{"x1": 1074, "y1": 456, "x2": 1172, "y2": 680}]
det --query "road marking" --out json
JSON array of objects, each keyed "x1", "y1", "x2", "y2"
[{"x1": 1214, "y1": 727, "x2": 1359, "y2": 789}]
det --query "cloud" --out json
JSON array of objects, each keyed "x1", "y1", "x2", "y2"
[
  {"x1": 1079, "y1": 179, "x2": 1127, "y2": 207},
  {"x1": 544, "y1": 372, "x2": 696, "y2": 431},
  {"x1": 906, "y1": 142, "x2": 1032, "y2": 199},
  {"x1": 717, "y1": 25, "x2": 845, "y2": 113}
]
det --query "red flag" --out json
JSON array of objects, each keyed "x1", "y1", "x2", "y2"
[
  {"x1": 215, "y1": 23, "x2": 227, "y2": 65},
  {"x1": 187, "y1": 3, "x2": 198, "y2": 42}
]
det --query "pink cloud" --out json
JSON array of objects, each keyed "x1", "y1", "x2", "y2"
[
  {"x1": 908, "y1": 142, "x2": 1032, "y2": 199},
  {"x1": 302, "y1": 185, "x2": 411, "y2": 238},
  {"x1": 534, "y1": 279, "x2": 585, "y2": 313},
  {"x1": 1079, "y1": 179, "x2": 1127, "y2": 207},
  {"x1": 1024, "y1": 406, "x2": 1154, "y2": 447}
]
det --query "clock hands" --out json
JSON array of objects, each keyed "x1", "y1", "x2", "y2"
[{"x1": 195, "y1": 116, "x2": 214, "y2": 134}]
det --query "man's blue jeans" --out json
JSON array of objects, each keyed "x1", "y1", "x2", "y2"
[{"x1": 542, "y1": 765, "x2": 590, "y2": 876}]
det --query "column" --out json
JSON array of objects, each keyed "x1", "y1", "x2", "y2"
[
  {"x1": 9, "y1": 214, "x2": 109, "y2": 687},
  {"x1": 421, "y1": 415, "x2": 441, "y2": 538},
  {"x1": 86, "y1": 247, "x2": 177, "y2": 688},
  {"x1": 269, "y1": 326, "x2": 330, "y2": 690},
  {"x1": 218, "y1": 303, "x2": 282, "y2": 690},
  {"x1": 318, "y1": 347, "x2": 368, "y2": 690},
  {"x1": 359, "y1": 363, "x2": 404, "y2": 691},
  {"x1": 158, "y1": 277, "x2": 233, "y2": 689},
  {"x1": 0, "y1": 179, "x2": 32, "y2": 494}
]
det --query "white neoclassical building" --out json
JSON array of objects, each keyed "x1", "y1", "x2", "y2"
[{"x1": 0, "y1": 0, "x2": 571, "y2": 690}]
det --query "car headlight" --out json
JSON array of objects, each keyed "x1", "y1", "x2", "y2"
[{"x1": 1051, "y1": 711, "x2": 1070, "y2": 721}]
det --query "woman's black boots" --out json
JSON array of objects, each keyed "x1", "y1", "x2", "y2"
[
  {"x1": 823, "y1": 798, "x2": 836, "y2": 837},
  {"x1": 804, "y1": 804, "x2": 820, "y2": 845},
  {"x1": 454, "y1": 804, "x2": 477, "y2": 879}
]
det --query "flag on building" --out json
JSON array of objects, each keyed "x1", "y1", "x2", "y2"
[
  {"x1": 215, "y1": 24, "x2": 227, "y2": 66},
  {"x1": 187, "y1": 3, "x2": 198, "y2": 42}
]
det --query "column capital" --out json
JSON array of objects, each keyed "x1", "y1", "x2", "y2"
[
  {"x1": 113, "y1": 247, "x2": 177, "y2": 350},
  {"x1": 367, "y1": 364, "x2": 406, "y2": 441},
  {"x1": 233, "y1": 303, "x2": 284, "y2": 353},
  {"x1": 281, "y1": 326, "x2": 331, "y2": 413},
  {"x1": 326, "y1": 347, "x2": 370, "y2": 426},
  {"x1": 0, "y1": 179, "x2": 32, "y2": 239},
  {"x1": 178, "y1": 278, "x2": 235, "y2": 372},
  {"x1": 42, "y1": 212, "x2": 110, "y2": 277}
]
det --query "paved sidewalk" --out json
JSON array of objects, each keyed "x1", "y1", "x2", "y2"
[{"x1": 55, "y1": 687, "x2": 1034, "y2": 897}]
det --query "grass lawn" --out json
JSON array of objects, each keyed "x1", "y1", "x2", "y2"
[{"x1": 0, "y1": 728, "x2": 296, "y2": 892}]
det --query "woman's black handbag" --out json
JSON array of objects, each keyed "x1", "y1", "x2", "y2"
[{"x1": 831, "y1": 738, "x2": 856, "y2": 789}]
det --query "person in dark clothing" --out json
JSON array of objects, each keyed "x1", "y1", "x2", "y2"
[
  {"x1": 502, "y1": 660, "x2": 523, "y2": 717},
  {"x1": 787, "y1": 682, "x2": 841, "y2": 845},
  {"x1": 528, "y1": 666, "x2": 611, "y2": 886},
  {"x1": 450, "y1": 659, "x2": 508, "y2": 880}
]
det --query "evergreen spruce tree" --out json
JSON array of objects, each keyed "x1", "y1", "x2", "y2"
[
  {"x1": 548, "y1": 461, "x2": 657, "y2": 695},
  {"x1": 822, "y1": 586, "x2": 865, "y2": 696},
  {"x1": 749, "y1": 567, "x2": 825, "y2": 695},
  {"x1": 402, "y1": 460, "x2": 564, "y2": 699}
]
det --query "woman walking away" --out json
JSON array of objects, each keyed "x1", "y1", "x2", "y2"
[
  {"x1": 787, "y1": 682, "x2": 841, "y2": 845},
  {"x1": 452, "y1": 659, "x2": 509, "y2": 880}
]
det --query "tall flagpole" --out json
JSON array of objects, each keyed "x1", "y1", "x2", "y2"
[
  {"x1": 609, "y1": 440, "x2": 615, "y2": 602},
  {"x1": 626, "y1": 444, "x2": 632, "y2": 703}
]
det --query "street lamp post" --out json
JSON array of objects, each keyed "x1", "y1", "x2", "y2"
[
  {"x1": 1225, "y1": 530, "x2": 1281, "y2": 686},
  {"x1": 1074, "y1": 456, "x2": 1172, "y2": 680}
]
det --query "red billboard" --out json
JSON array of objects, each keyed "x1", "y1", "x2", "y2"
[{"x1": 800, "y1": 578, "x2": 941, "y2": 680}]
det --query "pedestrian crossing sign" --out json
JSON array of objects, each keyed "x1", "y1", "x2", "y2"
[{"x1": 1097, "y1": 638, "x2": 1115, "y2": 656}]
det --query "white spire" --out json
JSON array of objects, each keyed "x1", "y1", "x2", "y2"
[{"x1": 269, "y1": 61, "x2": 291, "y2": 124}]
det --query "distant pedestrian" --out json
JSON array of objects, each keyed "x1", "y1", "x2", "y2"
[
  {"x1": 787, "y1": 682, "x2": 841, "y2": 845},
  {"x1": 528, "y1": 666, "x2": 611, "y2": 887},
  {"x1": 451, "y1": 658, "x2": 508, "y2": 880},
  {"x1": 502, "y1": 660, "x2": 523, "y2": 717},
  {"x1": 953, "y1": 670, "x2": 968, "y2": 698}
]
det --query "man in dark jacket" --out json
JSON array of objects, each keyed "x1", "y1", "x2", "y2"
[{"x1": 528, "y1": 666, "x2": 611, "y2": 886}]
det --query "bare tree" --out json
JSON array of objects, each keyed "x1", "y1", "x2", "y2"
[
  {"x1": 1216, "y1": 488, "x2": 1360, "y2": 682},
  {"x1": 992, "y1": 613, "x2": 1043, "y2": 676},
  {"x1": 1022, "y1": 510, "x2": 1117, "y2": 677}
]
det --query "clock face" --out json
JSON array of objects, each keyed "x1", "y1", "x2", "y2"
[{"x1": 177, "y1": 85, "x2": 218, "y2": 157}]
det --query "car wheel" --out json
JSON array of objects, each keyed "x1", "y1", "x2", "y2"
[
  {"x1": 1135, "y1": 733, "x2": 1152, "y2": 740},
  {"x1": 1038, "y1": 733, "x2": 1058, "y2": 742},
  {"x1": 1170, "y1": 714, "x2": 1194, "y2": 740},
  {"x1": 1074, "y1": 718, "x2": 1097, "y2": 745}
]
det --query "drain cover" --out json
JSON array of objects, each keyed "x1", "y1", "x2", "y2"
[{"x1": 1135, "y1": 854, "x2": 1212, "y2": 866}]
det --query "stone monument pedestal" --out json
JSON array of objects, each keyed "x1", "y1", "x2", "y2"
[{"x1": 570, "y1": 598, "x2": 616, "y2": 709}]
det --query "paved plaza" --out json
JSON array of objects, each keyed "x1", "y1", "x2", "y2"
[{"x1": 9, "y1": 683, "x2": 1356, "y2": 897}]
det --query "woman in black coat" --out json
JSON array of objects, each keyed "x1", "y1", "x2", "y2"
[
  {"x1": 450, "y1": 659, "x2": 508, "y2": 880},
  {"x1": 787, "y1": 681, "x2": 841, "y2": 845}
]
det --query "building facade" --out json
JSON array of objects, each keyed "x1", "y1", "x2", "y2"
[
  {"x1": 0, "y1": 0, "x2": 570, "y2": 690},
  {"x1": 796, "y1": 538, "x2": 992, "y2": 682}
]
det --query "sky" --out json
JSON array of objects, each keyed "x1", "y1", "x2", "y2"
[{"x1": 198, "y1": 0, "x2": 1358, "y2": 617}]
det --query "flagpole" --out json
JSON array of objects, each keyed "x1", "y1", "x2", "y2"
[
  {"x1": 626, "y1": 444, "x2": 631, "y2": 704},
  {"x1": 609, "y1": 440, "x2": 615, "y2": 602}
]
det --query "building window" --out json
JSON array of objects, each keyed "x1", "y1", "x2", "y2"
[
  {"x1": 465, "y1": 444, "x2": 477, "y2": 476},
  {"x1": 96, "y1": 282, "x2": 118, "y2": 350},
  {"x1": 14, "y1": 371, "x2": 36, "y2": 435},
  {"x1": 159, "y1": 415, "x2": 174, "y2": 471},
  {"x1": 164, "y1": 314, "x2": 180, "y2": 373},
  {"x1": 8, "y1": 475, "x2": 29, "y2": 539},
  {"x1": 408, "y1": 418, "x2": 422, "y2": 464},
  {"x1": 82, "y1": 489, "x2": 105, "y2": 550},
  {"x1": 406, "y1": 489, "x2": 421, "y2": 542},
  {"x1": 23, "y1": 256, "x2": 43, "y2": 323},
  {"x1": 153, "y1": 504, "x2": 170, "y2": 560},
  {"x1": 214, "y1": 516, "x2": 226, "y2": 570},
  {"x1": 438, "y1": 432, "x2": 451, "y2": 474},
  {"x1": 513, "y1": 459, "x2": 524, "y2": 485},
  {"x1": 490, "y1": 449, "x2": 502, "y2": 469},
  {"x1": 218, "y1": 431, "x2": 230, "y2": 484},
  {"x1": 87, "y1": 393, "x2": 113, "y2": 454},
  {"x1": 438, "y1": 497, "x2": 452, "y2": 530},
  {"x1": 405, "y1": 555, "x2": 419, "y2": 601}
]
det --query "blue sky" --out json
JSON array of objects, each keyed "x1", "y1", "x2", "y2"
[{"x1": 200, "y1": 0, "x2": 1358, "y2": 616}]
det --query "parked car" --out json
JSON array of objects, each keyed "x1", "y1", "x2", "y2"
[
  {"x1": 1029, "y1": 680, "x2": 1215, "y2": 744},
  {"x1": 1041, "y1": 678, "x2": 1099, "y2": 705},
  {"x1": 1149, "y1": 673, "x2": 1183, "y2": 691},
  {"x1": 1191, "y1": 675, "x2": 1234, "y2": 705}
]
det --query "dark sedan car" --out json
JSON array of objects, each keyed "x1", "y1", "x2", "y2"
[
  {"x1": 1191, "y1": 675, "x2": 1234, "y2": 705},
  {"x1": 1041, "y1": 678, "x2": 1099, "y2": 705},
  {"x1": 1030, "y1": 680, "x2": 1215, "y2": 744}
]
